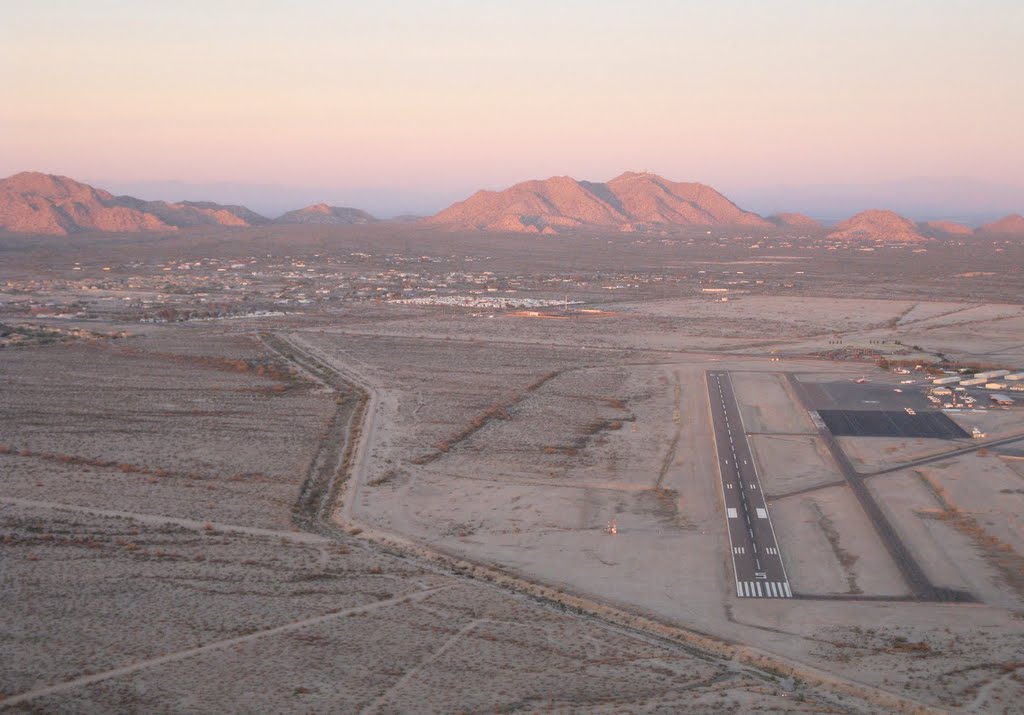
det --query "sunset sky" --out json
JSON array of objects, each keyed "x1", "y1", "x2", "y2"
[{"x1": 3, "y1": 1, "x2": 1022, "y2": 217}]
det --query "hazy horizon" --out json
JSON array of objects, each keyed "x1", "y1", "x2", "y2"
[
  {"x1": 4, "y1": 1, "x2": 1023, "y2": 221},
  {"x1": 73, "y1": 174, "x2": 1022, "y2": 225}
]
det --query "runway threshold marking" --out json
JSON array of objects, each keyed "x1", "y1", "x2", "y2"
[{"x1": 736, "y1": 581, "x2": 792, "y2": 598}]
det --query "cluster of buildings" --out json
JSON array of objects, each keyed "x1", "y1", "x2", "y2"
[{"x1": 932, "y1": 369, "x2": 1022, "y2": 406}]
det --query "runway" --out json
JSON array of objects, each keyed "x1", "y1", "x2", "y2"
[{"x1": 707, "y1": 372, "x2": 791, "y2": 599}]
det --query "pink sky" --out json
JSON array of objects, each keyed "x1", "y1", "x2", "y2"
[{"x1": 3, "y1": 1, "x2": 1023, "y2": 213}]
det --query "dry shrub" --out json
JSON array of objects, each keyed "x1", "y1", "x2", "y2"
[
  {"x1": 888, "y1": 637, "x2": 931, "y2": 654},
  {"x1": 527, "y1": 371, "x2": 559, "y2": 392},
  {"x1": 489, "y1": 405, "x2": 510, "y2": 420}
]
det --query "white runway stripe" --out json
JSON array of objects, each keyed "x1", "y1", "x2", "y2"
[{"x1": 736, "y1": 581, "x2": 793, "y2": 598}]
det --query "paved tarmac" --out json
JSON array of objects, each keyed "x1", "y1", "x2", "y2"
[{"x1": 707, "y1": 372, "x2": 791, "y2": 599}]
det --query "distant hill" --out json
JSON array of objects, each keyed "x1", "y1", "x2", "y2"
[
  {"x1": 826, "y1": 209, "x2": 929, "y2": 243},
  {"x1": 274, "y1": 203, "x2": 377, "y2": 225},
  {"x1": 977, "y1": 214, "x2": 1024, "y2": 235},
  {"x1": 733, "y1": 177, "x2": 1024, "y2": 226},
  {"x1": 0, "y1": 172, "x2": 268, "y2": 234},
  {"x1": 919, "y1": 220, "x2": 973, "y2": 238},
  {"x1": 767, "y1": 213, "x2": 821, "y2": 229},
  {"x1": 114, "y1": 196, "x2": 271, "y2": 228},
  {"x1": 425, "y1": 172, "x2": 771, "y2": 233},
  {"x1": 1, "y1": 173, "x2": 170, "y2": 234}
]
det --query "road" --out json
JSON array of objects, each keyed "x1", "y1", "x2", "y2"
[
  {"x1": 277, "y1": 332, "x2": 384, "y2": 525},
  {"x1": 707, "y1": 372, "x2": 791, "y2": 599}
]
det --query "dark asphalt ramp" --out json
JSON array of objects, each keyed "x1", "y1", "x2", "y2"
[{"x1": 818, "y1": 409, "x2": 969, "y2": 439}]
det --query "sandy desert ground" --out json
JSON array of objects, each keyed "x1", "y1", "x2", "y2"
[{"x1": 3, "y1": 227, "x2": 1024, "y2": 713}]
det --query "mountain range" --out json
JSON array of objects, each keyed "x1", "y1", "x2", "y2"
[
  {"x1": 1, "y1": 171, "x2": 1021, "y2": 241},
  {"x1": 0, "y1": 172, "x2": 375, "y2": 235},
  {"x1": 425, "y1": 172, "x2": 772, "y2": 233},
  {"x1": 425, "y1": 173, "x2": 1023, "y2": 240}
]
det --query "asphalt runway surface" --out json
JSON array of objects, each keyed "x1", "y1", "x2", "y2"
[{"x1": 707, "y1": 371, "x2": 791, "y2": 599}]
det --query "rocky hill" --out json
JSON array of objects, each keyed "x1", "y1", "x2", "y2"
[
  {"x1": 767, "y1": 213, "x2": 821, "y2": 229},
  {"x1": 826, "y1": 209, "x2": 929, "y2": 243},
  {"x1": 0, "y1": 172, "x2": 268, "y2": 234},
  {"x1": 919, "y1": 220, "x2": 973, "y2": 237},
  {"x1": 977, "y1": 214, "x2": 1024, "y2": 235},
  {"x1": 1, "y1": 173, "x2": 170, "y2": 234},
  {"x1": 425, "y1": 172, "x2": 771, "y2": 233},
  {"x1": 274, "y1": 203, "x2": 377, "y2": 225},
  {"x1": 114, "y1": 196, "x2": 271, "y2": 228}
]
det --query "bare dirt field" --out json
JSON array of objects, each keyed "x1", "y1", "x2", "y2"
[
  {"x1": 7, "y1": 502, "x2": 852, "y2": 714},
  {"x1": 1, "y1": 326, "x2": 888, "y2": 714},
  {"x1": 749, "y1": 434, "x2": 841, "y2": 496},
  {"x1": 839, "y1": 437, "x2": 963, "y2": 473},
  {"x1": 867, "y1": 469, "x2": 1023, "y2": 609},
  {"x1": 0, "y1": 337, "x2": 338, "y2": 531},
  {"x1": 767, "y1": 484, "x2": 910, "y2": 597},
  {"x1": 731, "y1": 370, "x2": 817, "y2": 433},
  {"x1": 3, "y1": 227, "x2": 1024, "y2": 712}
]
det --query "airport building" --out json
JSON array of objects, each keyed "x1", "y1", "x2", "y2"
[{"x1": 974, "y1": 369, "x2": 1010, "y2": 380}]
